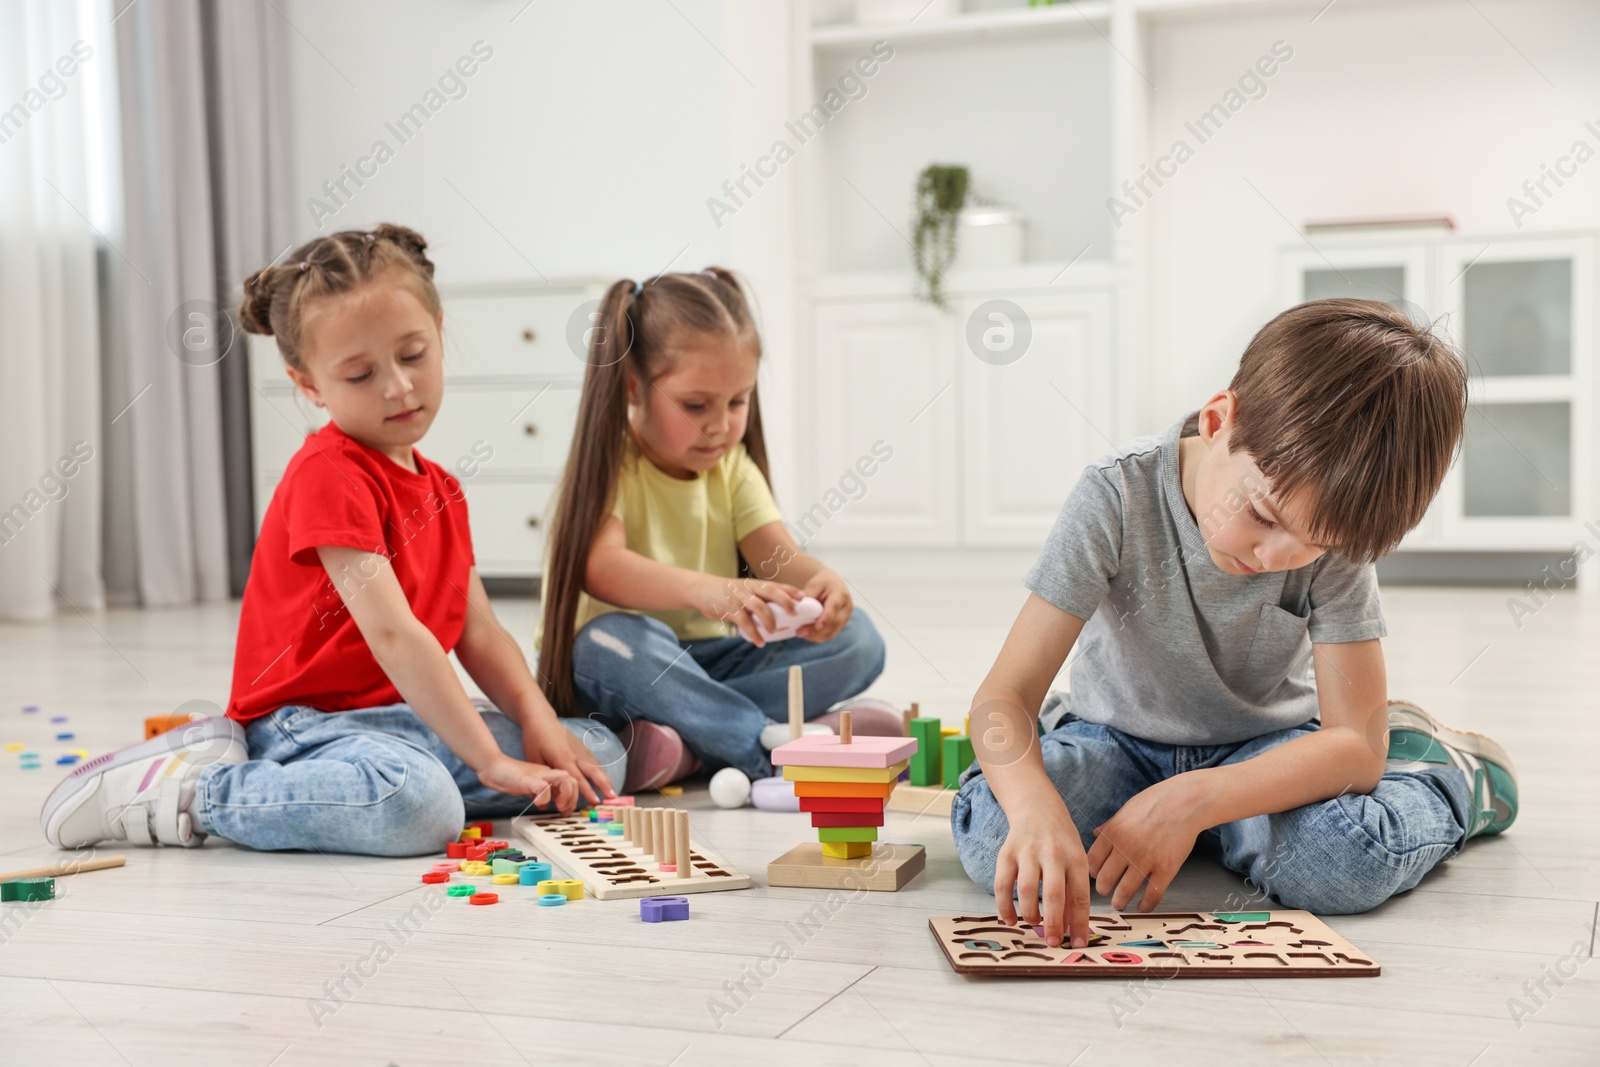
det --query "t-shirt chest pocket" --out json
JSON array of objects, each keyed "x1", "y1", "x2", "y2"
[{"x1": 1244, "y1": 602, "x2": 1312, "y2": 689}]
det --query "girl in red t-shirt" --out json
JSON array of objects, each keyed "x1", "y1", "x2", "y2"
[{"x1": 41, "y1": 225, "x2": 623, "y2": 857}]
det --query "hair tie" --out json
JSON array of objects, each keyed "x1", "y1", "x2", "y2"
[
  {"x1": 631, "y1": 279, "x2": 644, "y2": 297},
  {"x1": 702, "y1": 268, "x2": 718, "y2": 279},
  {"x1": 364, "y1": 233, "x2": 376, "y2": 243},
  {"x1": 298, "y1": 261, "x2": 309, "y2": 272}
]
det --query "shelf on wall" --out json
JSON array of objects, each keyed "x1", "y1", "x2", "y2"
[{"x1": 809, "y1": 2, "x2": 1112, "y2": 50}]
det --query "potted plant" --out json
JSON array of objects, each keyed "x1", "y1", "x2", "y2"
[{"x1": 912, "y1": 163, "x2": 968, "y2": 310}]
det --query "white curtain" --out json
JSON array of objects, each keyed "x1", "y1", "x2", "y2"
[{"x1": 0, "y1": 0, "x2": 107, "y2": 620}]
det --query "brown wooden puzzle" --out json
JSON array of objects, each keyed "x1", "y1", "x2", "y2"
[
  {"x1": 929, "y1": 910, "x2": 1379, "y2": 977},
  {"x1": 512, "y1": 810, "x2": 752, "y2": 901}
]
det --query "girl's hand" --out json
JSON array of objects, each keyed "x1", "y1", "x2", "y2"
[
  {"x1": 797, "y1": 568, "x2": 852, "y2": 643},
  {"x1": 476, "y1": 755, "x2": 581, "y2": 814},
  {"x1": 694, "y1": 574, "x2": 804, "y2": 647},
  {"x1": 518, "y1": 710, "x2": 616, "y2": 807},
  {"x1": 994, "y1": 802, "x2": 1093, "y2": 950},
  {"x1": 1086, "y1": 777, "x2": 1203, "y2": 912}
]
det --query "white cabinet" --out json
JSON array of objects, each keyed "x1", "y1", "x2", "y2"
[
  {"x1": 960, "y1": 291, "x2": 1111, "y2": 545},
  {"x1": 804, "y1": 283, "x2": 1113, "y2": 548},
  {"x1": 1281, "y1": 233, "x2": 1595, "y2": 554},
  {"x1": 805, "y1": 299, "x2": 958, "y2": 545},
  {"x1": 247, "y1": 280, "x2": 605, "y2": 579}
]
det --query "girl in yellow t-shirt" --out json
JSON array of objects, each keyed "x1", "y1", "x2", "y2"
[{"x1": 539, "y1": 269, "x2": 892, "y2": 793}]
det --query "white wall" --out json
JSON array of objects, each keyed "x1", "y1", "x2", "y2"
[
  {"x1": 280, "y1": 0, "x2": 733, "y2": 281},
  {"x1": 1137, "y1": 0, "x2": 1600, "y2": 435},
  {"x1": 279, "y1": 0, "x2": 808, "y2": 501}
]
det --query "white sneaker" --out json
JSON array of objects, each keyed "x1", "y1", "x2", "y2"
[{"x1": 40, "y1": 717, "x2": 247, "y2": 849}]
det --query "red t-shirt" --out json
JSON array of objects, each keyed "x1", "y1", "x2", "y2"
[{"x1": 226, "y1": 422, "x2": 476, "y2": 724}]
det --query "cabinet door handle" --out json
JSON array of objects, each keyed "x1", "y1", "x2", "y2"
[
  {"x1": 523, "y1": 423, "x2": 538, "y2": 437},
  {"x1": 522, "y1": 328, "x2": 536, "y2": 342},
  {"x1": 527, "y1": 516, "x2": 541, "y2": 529}
]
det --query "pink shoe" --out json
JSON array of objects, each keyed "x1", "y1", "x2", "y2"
[
  {"x1": 816, "y1": 697, "x2": 905, "y2": 737},
  {"x1": 618, "y1": 722, "x2": 701, "y2": 793}
]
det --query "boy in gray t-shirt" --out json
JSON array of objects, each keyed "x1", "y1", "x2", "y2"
[{"x1": 952, "y1": 299, "x2": 1519, "y2": 949}]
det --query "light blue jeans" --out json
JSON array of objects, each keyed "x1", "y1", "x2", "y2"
[
  {"x1": 191, "y1": 702, "x2": 626, "y2": 857},
  {"x1": 952, "y1": 713, "x2": 1474, "y2": 915},
  {"x1": 571, "y1": 609, "x2": 887, "y2": 780}
]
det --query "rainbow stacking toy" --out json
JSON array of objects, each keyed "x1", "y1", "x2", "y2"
[{"x1": 766, "y1": 668, "x2": 927, "y2": 891}]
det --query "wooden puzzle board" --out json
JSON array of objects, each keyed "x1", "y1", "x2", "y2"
[
  {"x1": 929, "y1": 911, "x2": 1379, "y2": 977},
  {"x1": 512, "y1": 814, "x2": 753, "y2": 901}
]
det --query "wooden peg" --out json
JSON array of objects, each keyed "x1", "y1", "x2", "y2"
[
  {"x1": 652, "y1": 808, "x2": 666, "y2": 860},
  {"x1": 639, "y1": 807, "x2": 653, "y2": 855},
  {"x1": 788, "y1": 665, "x2": 804, "y2": 741},
  {"x1": 659, "y1": 809, "x2": 675, "y2": 871},
  {"x1": 675, "y1": 810, "x2": 692, "y2": 878},
  {"x1": 840, "y1": 709, "x2": 853, "y2": 744}
]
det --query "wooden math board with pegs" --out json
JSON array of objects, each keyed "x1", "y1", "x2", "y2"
[
  {"x1": 929, "y1": 911, "x2": 1379, "y2": 977},
  {"x1": 512, "y1": 813, "x2": 752, "y2": 901}
]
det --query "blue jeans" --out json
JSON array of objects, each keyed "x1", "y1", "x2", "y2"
[
  {"x1": 190, "y1": 702, "x2": 626, "y2": 857},
  {"x1": 952, "y1": 714, "x2": 1475, "y2": 915},
  {"x1": 570, "y1": 609, "x2": 887, "y2": 780}
]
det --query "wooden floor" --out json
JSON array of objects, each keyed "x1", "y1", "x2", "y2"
[{"x1": 0, "y1": 581, "x2": 1596, "y2": 1065}]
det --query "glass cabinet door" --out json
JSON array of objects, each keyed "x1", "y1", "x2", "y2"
[{"x1": 1437, "y1": 236, "x2": 1592, "y2": 546}]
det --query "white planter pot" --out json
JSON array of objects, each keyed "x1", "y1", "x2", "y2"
[{"x1": 953, "y1": 206, "x2": 1026, "y2": 270}]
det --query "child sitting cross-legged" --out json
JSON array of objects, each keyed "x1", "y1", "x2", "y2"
[{"x1": 955, "y1": 298, "x2": 1517, "y2": 948}]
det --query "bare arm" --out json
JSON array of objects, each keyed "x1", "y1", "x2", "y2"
[
  {"x1": 1085, "y1": 638, "x2": 1388, "y2": 912},
  {"x1": 582, "y1": 515, "x2": 807, "y2": 645},
  {"x1": 1185, "y1": 638, "x2": 1389, "y2": 825},
  {"x1": 316, "y1": 546, "x2": 577, "y2": 810},
  {"x1": 970, "y1": 593, "x2": 1093, "y2": 950},
  {"x1": 452, "y1": 567, "x2": 613, "y2": 803}
]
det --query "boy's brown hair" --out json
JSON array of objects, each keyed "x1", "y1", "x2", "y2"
[{"x1": 1229, "y1": 298, "x2": 1467, "y2": 564}]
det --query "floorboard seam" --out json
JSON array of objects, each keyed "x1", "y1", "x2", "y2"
[{"x1": 774, "y1": 965, "x2": 876, "y2": 1040}]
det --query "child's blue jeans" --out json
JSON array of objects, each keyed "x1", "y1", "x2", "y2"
[
  {"x1": 190, "y1": 702, "x2": 626, "y2": 857},
  {"x1": 570, "y1": 609, "x2": 887, "y2": 780},
  {"x1": 952, "y1": 713, "x2": 1475, "y2": 915}
]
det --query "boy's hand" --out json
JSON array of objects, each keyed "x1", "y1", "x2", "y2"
[
  {"x1": 1086, "y1": 777, "x2": 1204, "y2": 911},
  {"x1": 993, "y1": 803, "x2": 1094, "y2": 950},
  {"x1": 797, "y1": 568, "x2": 852, "y2": 643},
  {"x1": 518, "y1": 713, "x2": 616, "y2": 807},
  {"x1": 476, "y1": 755, "x2": 580, "y2": 814}
]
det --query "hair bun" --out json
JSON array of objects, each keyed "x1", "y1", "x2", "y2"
[
  {"x1": 239, "y1": 268, "x2": 278, "y2": 335},
  {"x1": 374, "y1": 223, "x2": 435, "y2": 279}
]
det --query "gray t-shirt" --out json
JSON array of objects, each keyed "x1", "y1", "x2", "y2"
[{"x1": 1025, "y1": 412, "x2": 1386, "y2": 746}]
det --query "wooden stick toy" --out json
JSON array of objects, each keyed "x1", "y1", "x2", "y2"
[
  {"x1": 0, "y1": 855, "x2": 125, "y2": 882},
  {"x1": 788, "y1": 664, "x2": 804, "y2": 742}
]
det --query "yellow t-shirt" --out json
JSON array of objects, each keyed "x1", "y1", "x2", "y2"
[{"x1": 539, "y1": 439, "x2": 784, "y2": 645}]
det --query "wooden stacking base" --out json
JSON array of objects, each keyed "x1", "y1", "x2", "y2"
[
  {"x1": 929, "y1": 911, "x2": 1379, "y2": 977},
  {"x1": 767, "y1": 842, "x2": 926, "y2": 891},
  {"x1": 512, "y1": 813, "x2": 752, "y2": 901},
  {"x1": 885, "y1": 783, "x2": 955, "y2": 819}
]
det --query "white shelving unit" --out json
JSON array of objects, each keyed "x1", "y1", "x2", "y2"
[
  {"x1": 792, "y1": 1, "x2": 1119, "y2": 552},
  {"x1": 1280, "y1": 231, "x2": 1595, "y2": 564},
  {"x1": 247, "y1": 280, "x2": 607, "y2": 579},
  {"x1": 780, "y1": 1, "x2": 1597, "y2": 585}
]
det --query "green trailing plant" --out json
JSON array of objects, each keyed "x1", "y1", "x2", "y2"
[{"x1": 912, "y1": 164, "x2": 968, "y2": 310}]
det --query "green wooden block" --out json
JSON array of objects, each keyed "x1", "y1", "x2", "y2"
[
  {"x1": 942, "y1": 734, "x2": 975, "y2": 790},
  {"x1": 908, "y1": 717, "x2": 943, "y2": 787},
  {"x1": 1, "y1": 877, "x2": 54, "y2": 902},
  {"x1": 816, "y1": 825, "x2": 879, "y2": 843},
  {"x1": 491, "y1": 858, "x2": 522, "y2": 876}
]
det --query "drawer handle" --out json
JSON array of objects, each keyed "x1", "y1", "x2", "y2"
[
  {"x1": 527, "y1": 516, "x2": 541, "y2": 529},
  {"x1": 523, "y1": 423, "x2": 538, "y2": 437},
  {"x1": 522, "y1": 328, "x2": 536, "y2": 343}
]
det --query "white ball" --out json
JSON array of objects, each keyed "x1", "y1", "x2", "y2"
[{"x1": 709, "y1": 767, "x2": 752, "y2": 809}]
